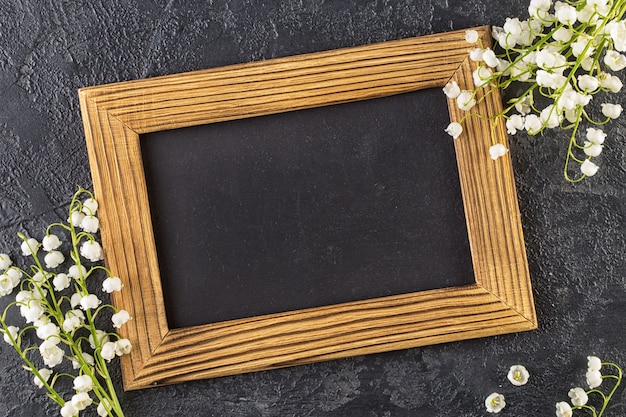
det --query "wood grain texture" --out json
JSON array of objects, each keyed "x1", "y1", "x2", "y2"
[{"x1": 79, "y1": 26, "x2": 536, "y2": 391}]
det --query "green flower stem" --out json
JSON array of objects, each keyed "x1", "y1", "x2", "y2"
[
  {"x1": 65, "y1": 191, "x2": 125, "y2": 417},
  {"x1": 0, "y1": 320, "x2": 65, "y2": 407}
]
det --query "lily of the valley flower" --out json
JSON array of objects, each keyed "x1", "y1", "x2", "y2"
[
  {"x1": 581, "y1": 159, "x2": 599, "y2": 177},
  {"x1": 485, "y1": 392, "x2": 506, "y2": 413},
  {"x1": 556, "y1": 401, "x2": 573, "y2": 417},
  {"x1": 44, "y1": 250, "x2": 65, "y2": 269},
  {"x1": 20, "y1": 238, "x2": 39, "y2": 256},
  {"x1": 102, "y1": 276, "x2": 123, "y2": 293},
  {"x1": 601, "y1": 103, "x2": 623, "y2": 119},
  {"x1": 507, "y1": 364, "x2": 530, "y2": 386},
  {"x1": 73, "y1": 375, "x2": 94, "y2": 393},
  {"x1": 33, "y1": 368, "x2": 53, "y2": 389},
  {"x1": 42, "y1": 234, "x2": 62, "y2": 251},
  {"x1": 0, "y1": 254, "x2": 12, "y2": 270},
  {"x1": 445, "y1": 122, "x2": 463, "y2": 139},
  {"x1": 80, "y1": 240, "x2": 104, "y2": 262},
  {"x1": 568, "y1": 387, "x2": 589, "y2": 407},
  {"x1": 111, "y1": 310, "x2": 131, "y2": 328},
  {"x1": 489, "y1": 143, "x2": 509, "y2": 160}
]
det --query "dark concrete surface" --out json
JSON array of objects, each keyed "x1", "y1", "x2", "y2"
[{"x1": 0, "y1": 1, "x2": 624, "y2": 416}]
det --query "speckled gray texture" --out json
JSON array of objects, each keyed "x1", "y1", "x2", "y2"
[{"x1": 0, "y1": 1, "x2": 625, "y2": 416}]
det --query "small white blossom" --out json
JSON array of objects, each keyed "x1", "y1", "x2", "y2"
[
  {"x1": 485, "y1": 392, "x2": 506, "y2": 413},
  {"x1": 0, "y1": 254, "x2": 12, "y2": 271},
  {"x1": 89, "y1": 329, "x2": 110, "y2": 349},
  {"x1": 588, "y1": 356, "x2": 602, "y2": 371},
  {"x1": 53, "y1": 273, "x2": 71, "y2": 292},
  {"x1": 587, "y1": 369, "x2": 603, "y2": 388},
  {"x1": 73, "y1": 375, "x2": 94, "y2": 393},
  {"x1": 568, "y1": 387, "x2": 589, "y2": 407},
  {"x1": 555, "y1": 2, "x2": 577, "y2": 26},
  {"x1": 70, "y1": 292, "x2": 82, "y2": 308},
  {"x1": 556, "y1": 401, "x2": 573, "y2": 417},
  {"x1": 44, "y1": 250, "x2": 65, "y2": 269},
  {"x1": 81, "y1": 198, "x2": 98, "y2": 215},
  {"x1": 524, "y1": 114, "x2": 543, "y2": 134},
  {"x1": 35, "y1": 322, "x2": 60, "y2": 343},
  {"x1": 506, "y1": 114, "x2": 525, "y2": 134},
  {"x1": 445, "y1": 122, "x2": 463, "y2": 139},
  {"x1": 583, "y1": 141, "x2": 603, "y2": 157},
  {"x1": 515, "y1": 94, "x2": 533, "y2": 114},
  {"x1": 71, "y1": 392, "x2": 93, "y2": 411},
  {"x1": 71, "y1": 351, "x2": 95, "y2": 369},
  {"x1": 482, "y1": 49, "x2": 499, "y2": 68},
  {"x1": 577, "y1": 75, "x2": 599, "y2": 92},
  {"x1": 97, "y1": 399, "x2": 112, "y2": 416},
  {"x1": 20, "y1": 301, "x2": 45, "y2": 323},
  {"x1": 39, "y1": 339, "x2": 64, "y2": 367},
  {"x1": 80, "y1": 294, "x2": 102, "y2": 310},
  {"x1": 465, "y1": 29, "x2": 479, "y2": 43},
  {"x1": 456, "y1": 91, "x2": 476, "y2": 111},
  {"x1": 604, "y1": 50, "x2": 626, "y2": 71},
  {"x1": 443, "y1": 81, "x2": 461, "y2": 99},
  {"x1": 540, "y1": 104, "x2": 562, "y2": 128},
  {"x1": 609, "y1": 20, "x2": 626, "y2": 52},
  {"x1": 62, "y1": 309, "x2": 85, "y2": 332},
  {"x1": 68, "y1": 211, "x2": 85, "y2": 227},
  {"x1": 0, "y1": 274, "x2": 16, "y2": 296},
  {"x1": 552, "y1": 27, "x2": 572, "y2": 43},
  {"x1": 60, "y1": 402, "x2": 78, "y2": 417},
  {"x1": 42, "y1": 234, "x2": 62, "y2": 251},
  {"x1": 31, "y1": 271, "x2": 50, "y2": 285},
  {"x1": 507, "y1": 364, "x2": 530, "y2": 386},
  {"x1": 601, "y1": 103, "x2": 622, "y2": 119},
  {"x1": 102, "y1": 276, "x2": 123, "y2": 293},
  {"x1": 68, "y1": 264, "x2": 87, "y2": 280},
  {"x1": 469, "y1": 47, "x2": 485, "y2": 62},
  {"x1": 80, "y1": 240, "x2": 104, "y2": 262},
  {"x1": 599, "y1": 72, "x2": 623, "y2": 92},
  {"x1": 571, "y1": 37, "x2": 594, "y2": 58},
  {"x1": 33, "y1": 368, "x2": 52, "y2": 389},
  {"x1": 581, "y1": 160, "x2": 600, "y2": 177},
  {"x1": 586, "y1": 128, "x2": 606, "y2": 145},
  {"x1": 5, "y1": 268, "x2": 21, "y2": 286},
  {"x1": 3, "y1": 325, "x2": 19, "y2": 345},
  {"x1": 80, "y1": 215, "x2": 99, "y2": 233},
  {"x1": 536, "y1": 70, "x2": 567, "y2": 89},
  {"x1": 536, "y1": 49, "x2": 567, "y2": 73},
  {"x1": 581, "y1": 57, "x2": 594, "y2": 71},
  {"x1": 20, "y1": 238, "x2": 39, "y2": 256},
  {"x1": 489, "y1": 144, "x2": 509, "y2": 160},
  {"x1": 112, "y1": 310, "x2": 132, "y2": 328},
  {"x1": 101, "y1": 341, "x2": 117, "y2": 361},
  {"x1": 528, "y1": 0, "x2": 552, "y2": 20},
  {"x1": 503, "y1": 17, "x2": 523, "y2": 37},
  {"x1": 473, "y1": 66, "x2": 493, "y2": 87},
  {"x1": 115, "y1": 338, "x2": 132, "y2": 356}
]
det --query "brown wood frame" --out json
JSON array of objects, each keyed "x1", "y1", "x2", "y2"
[{"x1": 79, "y1": 26, "x2": 536, "y2": 391}]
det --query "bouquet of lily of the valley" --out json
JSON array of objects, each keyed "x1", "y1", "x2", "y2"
[
  {"x1": 444, "y1": 0, "x2": 626, "y2": 182},
  {"x1": 0, "y1": 187, "x2": 131, "y2": 417}
]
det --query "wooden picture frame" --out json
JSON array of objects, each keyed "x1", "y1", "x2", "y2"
[{"x1": 79, "y1": 26, "x2": 536, "y2": 391}]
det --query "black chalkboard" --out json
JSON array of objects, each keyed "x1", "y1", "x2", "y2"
[{"x1": 140, "y1": 88, "x2": 474, "y2": 329}]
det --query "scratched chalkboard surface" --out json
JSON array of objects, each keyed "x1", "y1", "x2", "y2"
[{"x1": 140, "y1": 88, "x2": 474, "y2": 329}]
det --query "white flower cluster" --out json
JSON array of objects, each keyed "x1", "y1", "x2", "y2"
[
  {"x1": 555, "y1": 356, "x2": 621, "y2": 417},
  {"x1": 444, "y1": 0, "x2": 626, "y2": 181},
  {"x1": 0, "y1": 188, "x2": 131, "y2": 417},
  {"x1": 484, "y1": 356, "x2": 622, "y2": 416}
]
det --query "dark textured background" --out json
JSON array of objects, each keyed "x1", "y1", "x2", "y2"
[{"x1": 0, "y1": 1, "x2": 625, "y2": 416}]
